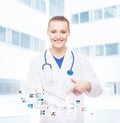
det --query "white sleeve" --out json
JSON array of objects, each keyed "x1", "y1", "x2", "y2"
[
  {"x1": 26, "y1": 56, "x2": 43, "y2": 94},
  {"x1": 80, "y1": 55, "x2": 103, "y2": 97}
]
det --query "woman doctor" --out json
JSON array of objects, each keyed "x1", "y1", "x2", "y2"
[{"x1": 27, "y1": 16, "x2": 103, "y2": 123}]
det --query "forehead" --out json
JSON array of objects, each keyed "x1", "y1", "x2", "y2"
[{"x1": 48, "y1": 20, "x2": 69, "y2": 29}]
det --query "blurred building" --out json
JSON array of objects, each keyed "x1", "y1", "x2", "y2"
[{"x1": 49, "y1": 0, "x2": 64, "y2": 17}]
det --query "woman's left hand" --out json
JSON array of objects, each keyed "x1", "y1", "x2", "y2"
[{"x1": 67, "y1": 78, "x2": 91, "y2": 96}]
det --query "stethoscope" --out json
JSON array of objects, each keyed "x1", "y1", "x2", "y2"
[{"x1": 42, "y1": 50, "x2": 74, "y2": 76}]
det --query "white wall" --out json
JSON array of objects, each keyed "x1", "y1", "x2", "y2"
[
  {"x1": 65, "y1": 0, "x2": 120, "y2": 47},
  {"x1": 65, "y1": 0, "x2": 120, "y2": 14},
  {"x1": 0, "y1": 0, "x2": 49, "y2": 80},
  {"x1": 0, "y1": 0, "x2": 48, "y2": 39},
  {"x1": 68, "y1": 19, "x2": 120, "y2": 47},
  {"x1": 88, "y1": 56, "x2": 120, "y2": 82},
  {"x1": 0, "y1": 45, "x2": 39, "y2": 80}
]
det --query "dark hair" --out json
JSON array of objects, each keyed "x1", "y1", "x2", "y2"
[{"x1": 48, "y1": 16, "x2": 70, "y2": 30}]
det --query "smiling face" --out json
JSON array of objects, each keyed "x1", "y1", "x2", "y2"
[{"x1": 47, "y1": 17, "x2": 70, "y2": 50}]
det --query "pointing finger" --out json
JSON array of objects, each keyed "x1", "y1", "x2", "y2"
[{"x1": 71, "y1": 78, "x2": 77, "y2": 84}]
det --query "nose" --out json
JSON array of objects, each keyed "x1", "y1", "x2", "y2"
[{"x1": 56, "y1": 32, "x2": 61, "y2": 38}]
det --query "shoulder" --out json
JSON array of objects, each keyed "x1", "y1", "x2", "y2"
[{"x1": 69, "y1": 48, "x2": 90, "y2": 64}]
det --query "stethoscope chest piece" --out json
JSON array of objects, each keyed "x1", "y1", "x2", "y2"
[{"x1": 67, "y1": 70, "x2": 73, "y2": 76}]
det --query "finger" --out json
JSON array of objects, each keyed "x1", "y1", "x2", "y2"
[
  {"x1": 75, "y1": 92, "x2": 81, "y2": 96},
  {"x1": 71, "y1": 78, "x2": 77, "y2": 84},
  {"x1": 66, "y1": 90, "x2": 71, "y2": 95},
  {"x1": 66, "y1": 87, "x2": 74, "y2": 95}
]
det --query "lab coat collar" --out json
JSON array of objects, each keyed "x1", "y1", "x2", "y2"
[{"x1": 46, "y1": 48, "x2": 73, "y2": 78}]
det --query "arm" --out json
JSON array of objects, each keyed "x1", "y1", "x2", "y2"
[
  {"x1": 67, "y1": 78, "x2": 91, "y2": 96},
  {"x1": 26, "y1": 56, "x2": 43, "y2": 94},
  {"x1": 67, "y1": 55, "x2": 103, "y2": 97}
]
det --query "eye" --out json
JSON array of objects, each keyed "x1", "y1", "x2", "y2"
[
  {"x1": 61, "y1": 31, "x2": 66, "y2": 34},
  {"x1": 51, "y1": 31, "x2": 56, "y2": 33}
]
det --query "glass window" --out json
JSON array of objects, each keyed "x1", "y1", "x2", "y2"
[
  {"x1": 105, "y1": 43, "x2": 119, "y2": 55},
  {"x1": 89, "y1": 10, "x2": 94, "y2": 22},
  {"x1": 71, "y1": 14, "x2": 79, "y2": 24},
  {"x1": 94, "y1": 9, "x2": 103, "y2": 20},
  {"x1": 80, "y1": 11, "x2": 89, "y2": 23},
  {"x1": 0, "y1": 26, "x2": 6, "y2": 42},
  {"x1": 80, "y1": 46, "x2": 90, "y2": 56},
  {"x1": 117, "y1": 5, "x2": 120, "y2": 17},
  {"x1": 104, "y1": 82, "x2": 116, "y2": 95},
  {"x1": 0, "y1": 79, "x2": 20, "y2": 95},
  {"x1": 22, "y1": 0, "x2": 31, "y2": 6},
  {"x1": 33, "y1": 37, "x2": 40, "y2": 51},
  {"x1": 49, "y1": 0, "x2": 64, "y2": 17},
  {"x1": 40, "y1": 0, "x2": 46, "y2": 13},
  {"x1": 34, "y1": 0, "x2": 40, "y2": 10},
  {"x1": 12, "y1": 31, "x2": 19, "y2": 45},
  {"x1": 20, "y1": 33, "x2": 30, "y2": 48},
  {"x1": 34, "y1": 0, "x2": 46, "y2": 13},
  {"x1": 104, "y1": 6, "x2": 117, "y2": 19},
  {"x1": 72, "y1": 48, "x2": 80, "y2": 53},
  {"x1": 95, "y1": 45, "x2": 104, "y2": 56},
  {"x1": 39, "y1": 39, "x2": 45, "y2": 51},
  {"x1": 116, "y1": 82, "x2": 120, "y2": 95}
]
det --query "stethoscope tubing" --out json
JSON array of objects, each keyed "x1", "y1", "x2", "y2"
[
  {"x1": 42, "y1": 50, "x2": 52, "y2": 70},
  {"x1": 42, "y1": 50, "x2": 74, "y2": 76}
]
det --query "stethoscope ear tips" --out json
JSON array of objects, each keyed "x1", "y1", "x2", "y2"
[{"x1": 67, "y1": 70, "x2": 73, "y2": 76}]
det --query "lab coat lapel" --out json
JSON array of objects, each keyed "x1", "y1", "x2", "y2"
[
  {"x1": 46, "y1": 49, "x2": 73, "y2": 95},
  {"x1": 47, "y1": 50, "x2": 60, "y2": 81},
  {"x1": 56, "y1": 49, "x2": 73, "y2": 93},
  {"x1": 60, "y1": 48, "x2": 72, "y2": 75}
]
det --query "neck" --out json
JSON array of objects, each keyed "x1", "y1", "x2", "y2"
[{"x1": 49, "y1": 47, "x2": 67, "y2": 58}]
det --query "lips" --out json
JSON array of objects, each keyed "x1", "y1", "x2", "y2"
[{"x1": 54, "y1": 40, "x2": 63, "y2": 43}]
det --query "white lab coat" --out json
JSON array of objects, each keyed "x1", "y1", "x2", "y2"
[{"x1": 26, "y1": 48, "x2": 103, "y2": 123}]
